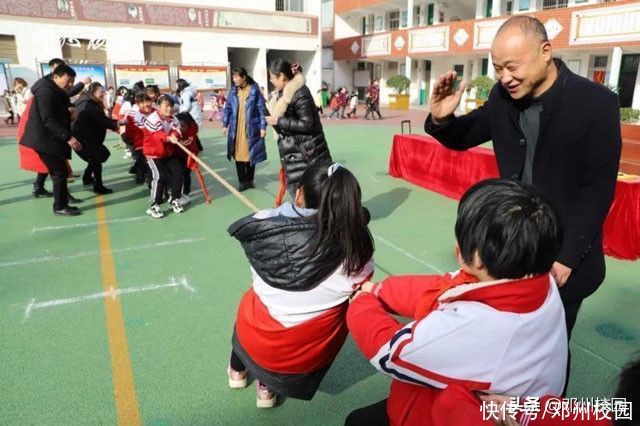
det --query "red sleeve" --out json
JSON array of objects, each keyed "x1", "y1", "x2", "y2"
[
  {"x1": 142, "y1": 127, "x2": 169, "y2": 156},
  {"x1": 187, "y1": 140, "x2": 200, "y2": 155},
  {"x1": 149, "y1": 128, "x2": 168, "y2": 144},
  {"x1": 376, "y1": 275, "x2": 443, "y2": 318},
  {"x1": 347, "y1": 293, "x2": 404, "y2": 359}
]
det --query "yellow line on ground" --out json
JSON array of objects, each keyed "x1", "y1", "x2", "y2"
[{"x1": 96, "y1": 195, "x2": 142, "y2": 426}]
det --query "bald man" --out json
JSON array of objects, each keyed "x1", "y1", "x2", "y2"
[{"x1": 425, "y1": 15, "x2": 621, "y2": 386}]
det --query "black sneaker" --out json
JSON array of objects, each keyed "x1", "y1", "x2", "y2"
[
  {"x1": 82, "y1": 176, "x2": 95, "y2": 186},
  {"x1": 93, "y1": 185, "x2": 114, "y2": 195},
  {"x1": 32, "y1": 187, "x2": 53, "y2": 198},
  {"x1": 54, "y1": 207, "x2": 81, "y2": 216},
  {"x1": 68, "y1": 194, "x2": 83, "y2": 204}
]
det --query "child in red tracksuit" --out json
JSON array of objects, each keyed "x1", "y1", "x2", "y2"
[
  {"x1": 175, "y1": 112, "x2": 203, "y2": 205},
  {"x1": 123, "y1": 92, "x2": 154, "y2": 184},
  {"x1": 142, "y1": 94, "x2": 184, "y2": 219},
  {"x1": 346, "y1": 179, "x2": 567, "y2": 426}
]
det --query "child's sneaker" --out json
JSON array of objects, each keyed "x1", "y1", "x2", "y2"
[
  {"x1": 178, "y1": 194, "x2": 190, "y2": 205},
  {"x1": 227, "y1": 366, "x2": 247, "y2": 389},
  {"x1": 170, "y1": 198, "x2": 184, "y2": 213},
  {"x1": 146, "y1": 204, "x2": 164, "y2": 219},
  {"x1": 256, "y1": 381, "x2": 276, "y2": 408}
]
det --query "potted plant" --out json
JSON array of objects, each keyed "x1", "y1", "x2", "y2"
[
  {"x1": 620, "y1": 108, "x2": 640, "y2": 124},
  {"x1": 468, "y1": 75, "x2": 495, "y2": 103},
  {"x1": 386, "y1": 74, "x2": 411, "y2": 110}
]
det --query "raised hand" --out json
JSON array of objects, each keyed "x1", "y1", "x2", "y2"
[{"x1": 430, "y1": 71, "x2": 465, "y2": 123}]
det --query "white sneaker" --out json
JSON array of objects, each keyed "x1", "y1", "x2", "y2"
[
  {"x1": 178, "y1": 194, "x2": 190, "y2": 205},
  {"x1": 256, "y1": 381, "x2": 277, "y2": 408},
  {"x1": 146, "y1": 204, "x2": 164, "y2": 219},
  {"x1": 170, "y1": 198, "x2": 184, "y2": 213},
  {"x1": 123, "y1": 149, "x2": 132, "y2": 159},
  {"x1": 227, "y1": 366, "x2": 247, "y2": 389}
]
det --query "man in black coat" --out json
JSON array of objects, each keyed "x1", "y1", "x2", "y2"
[
  {"x1": 32, "y1": 58, "x2": 91, "y2": 197},
  {"x1": 48, "y1": 57, "x2": 91, "y2": 99},
  {"x1": 21, "y1": 64, "x2": 83, "y2": 216},
  {"x1": 425, "y1": 16, "x2": 621, "y2": 382}
]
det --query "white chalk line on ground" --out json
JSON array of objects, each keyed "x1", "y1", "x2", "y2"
[
  {"x1": 0, "y1": 238, "x2": 205, "y2": 268},
  {"x1": 23, "y1": 275, "x2": 195, "y2": 320},
  {"x1": 374, "y1": 235, "x2": 444, "y2": 274},
  {"x1": 31, "y1": 216, "x2": 148, "y2": 233}
]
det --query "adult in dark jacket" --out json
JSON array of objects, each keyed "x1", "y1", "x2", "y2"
[
  {"x1": 223, "y1": 67, "x2": 267, "y2": 191},
  {"x1": 47, "y1": 58, "x2": 90, "y2": 99},
  {"x1": 31, "y1": 57, "x2": 91, "y2": 198},
  {"x1": 21, "y1": 64, "x2": 83, "y2": 216},
  {"x1": 424, "y1": 16, "x2": 621, "y2": 386},
  {"x1": 72, "y1": 82, "x2": 119, "y2": 194},
  {"x1": 266, "y1": 59, "x2": 332, "y2": 197}
]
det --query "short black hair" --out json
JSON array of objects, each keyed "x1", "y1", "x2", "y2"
[
  {"x1": 156, "y1": 94, "x2": 175, "y2": 107},
  {"x1": 135, "y1": 92, "x2": 151, "y2": 103},
  {"x1": 48, "y1": 58, "x2": 65, "y2": 68},
  {"x1": 176, "y1": 111, "x2": 196, "y2": 126},
  {"x1": 455, "y1": 179, "x2": 562, "y2": 279},
  {"x1": 145, "y1": 84, "x2": 160, "y2": 94},
  {"x1": 52, "y1": 64, "x2": 76, "y2": 78}
]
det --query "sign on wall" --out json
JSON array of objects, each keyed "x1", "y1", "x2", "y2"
[
  {"x1": 113, "y1": 65, "x2": 171, "y2": 90},
  {"x1": 177, "y1": 65, "x2": 228, "y2": 90},
  {"x1": 40, "y1": 63, "x2": 107, "y2": 87}
]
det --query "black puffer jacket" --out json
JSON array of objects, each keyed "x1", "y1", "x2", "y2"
[
  {"x1": 228, "y1": 208, "x2": 341, "y2": 291},
  {"x1": 73, "y1": 96, "x2": 118, "y2": 145},
  {"x1": 20, "y1": 76, "x2": 72, "y2": 159},
  {"x1": 72, "y1": 95, "x2": 118, "y2": 163},
  {"x1": 275, "y1": 85, "x2": 332, "y2": 196}
]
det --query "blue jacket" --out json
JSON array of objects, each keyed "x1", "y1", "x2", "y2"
[{"x1": 223, "y1": 82, "x2": 267, "y2": 166}]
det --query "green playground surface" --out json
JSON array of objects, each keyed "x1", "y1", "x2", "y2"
[{"x1": 0, "y1": 123, "x2": 638, "y2": 425}]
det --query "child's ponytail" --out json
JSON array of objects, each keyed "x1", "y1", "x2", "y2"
[{"x1": 312, "y1": 163, "x2": 374, "y2": 275}]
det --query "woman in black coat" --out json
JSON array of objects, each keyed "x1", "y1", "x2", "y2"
[
  {"x1": 72, "y1": 82, "x2": 120, "y2": 194},
  {"x1": 266, "y1": 59, "x2": 332, "y2": 197}
]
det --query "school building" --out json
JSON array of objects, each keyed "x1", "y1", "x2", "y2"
[
  {"x1": 0, "y1": 0, "x2": 322, "y2": 94},
  {"x1": 325, "y1": 0, "x2": 640, "y2": 111}
]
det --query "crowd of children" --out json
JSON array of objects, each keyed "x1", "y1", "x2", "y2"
[
  {"x1": 324, "y1": 82, "x2": 383, "y2": 120},
  {"x1": 110, "y1": 82, "x2": 203, "y2": 219}
]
